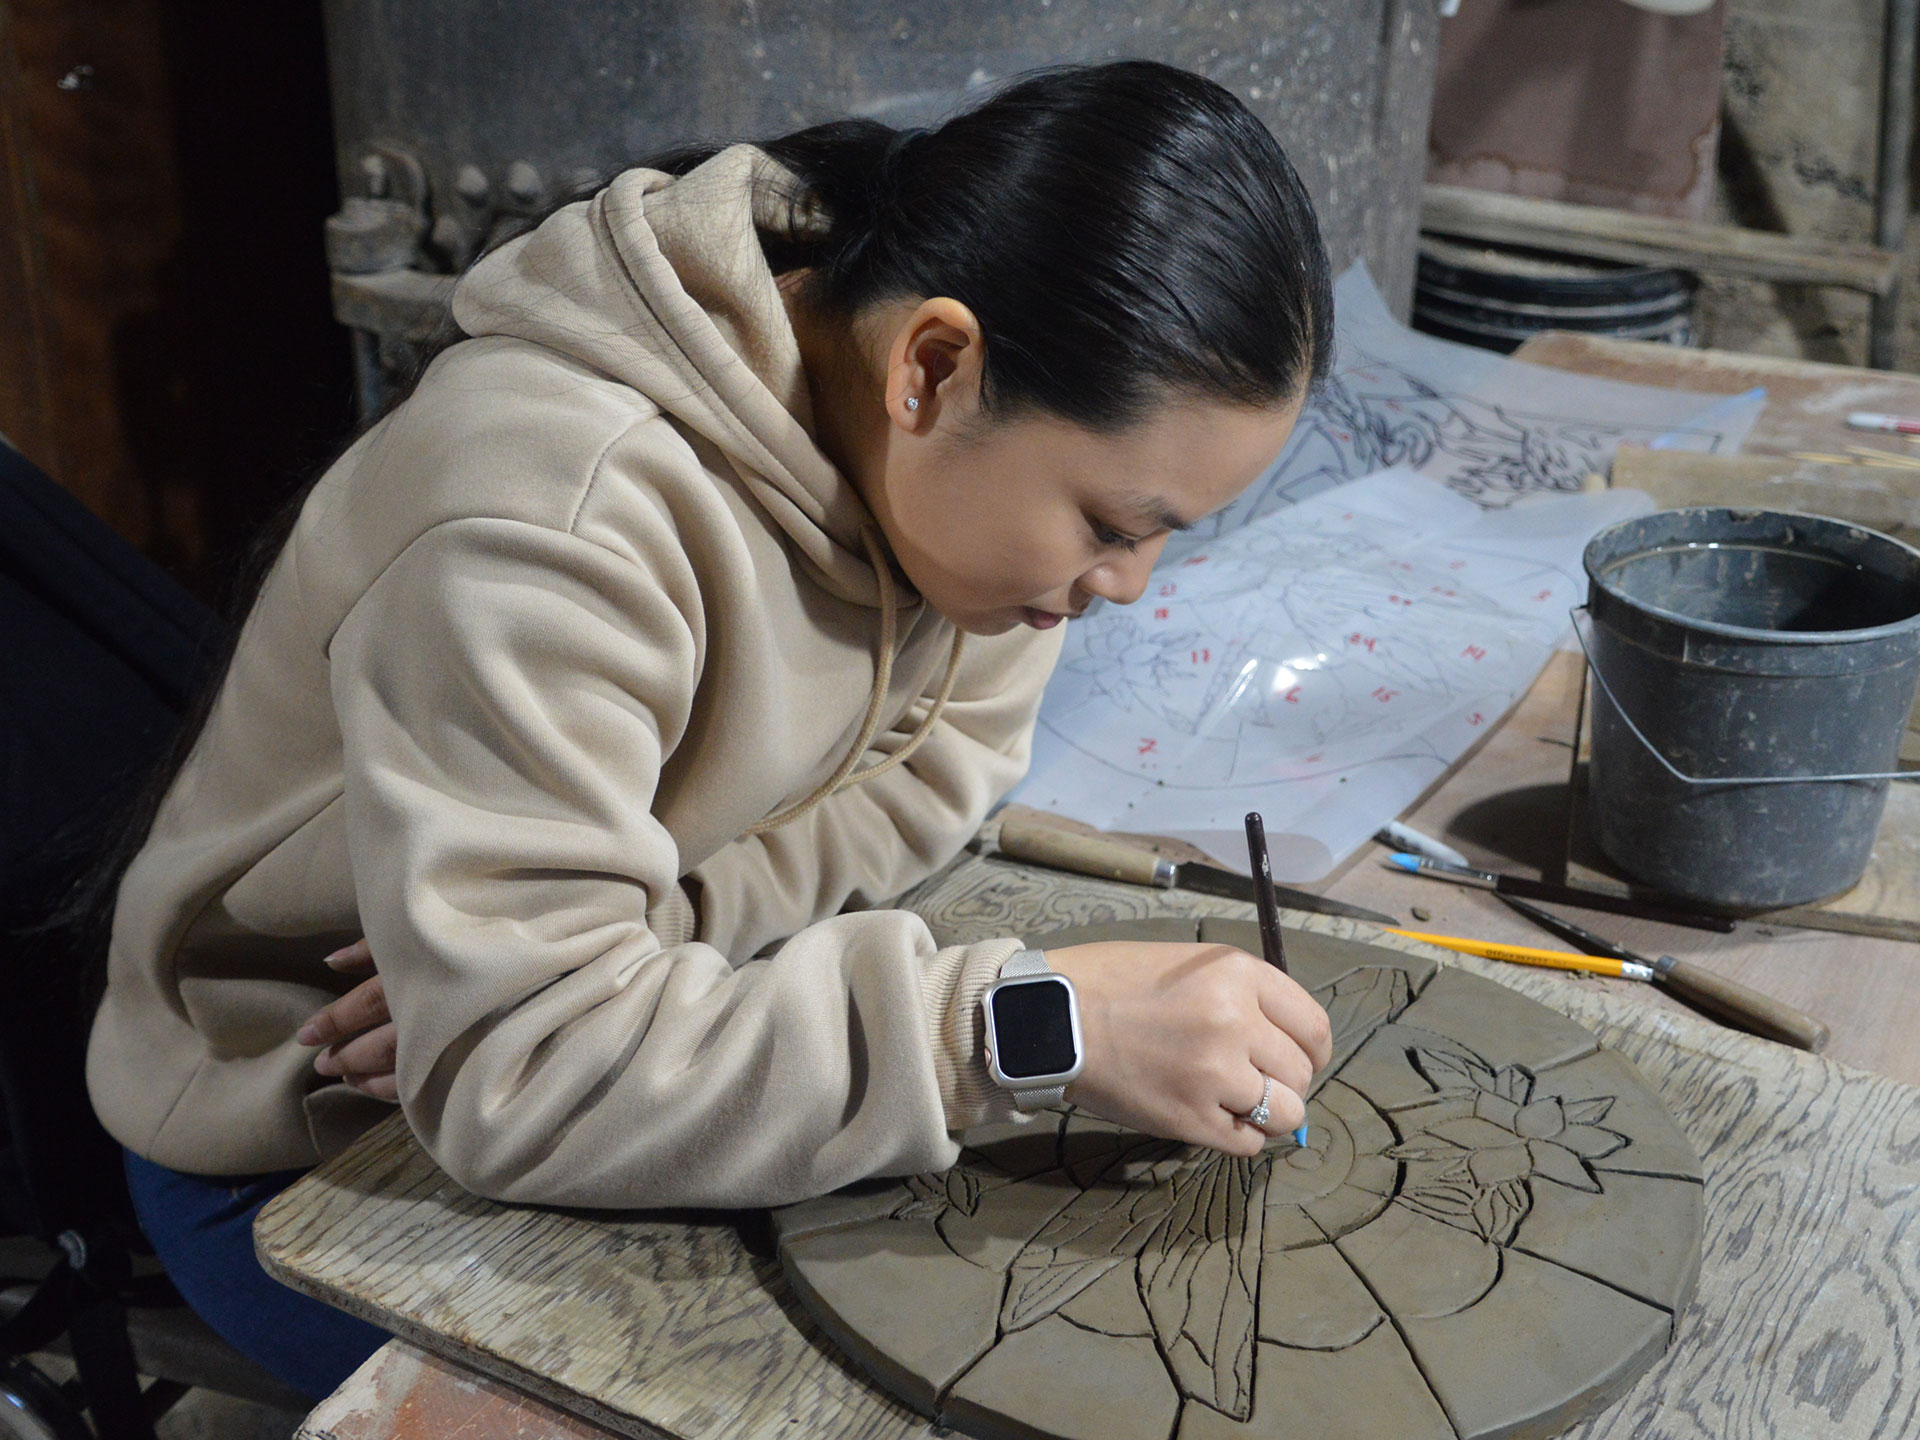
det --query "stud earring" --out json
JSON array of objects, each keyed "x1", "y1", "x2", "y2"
[{"x1": 905, "y1": 397, "x2": 920, "y2": 412}]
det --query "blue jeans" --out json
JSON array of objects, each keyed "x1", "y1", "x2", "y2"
[{"x1": 122, "y1": 1147, "x2": 390, "y2": 1401}]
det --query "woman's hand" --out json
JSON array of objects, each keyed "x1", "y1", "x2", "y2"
[
  {"x1": 296, "y1": 940, "x2": 400, "y2": 1102},
  {"x1": 1043, "y1": 941, "x2": 1331, "y2": 1156}
]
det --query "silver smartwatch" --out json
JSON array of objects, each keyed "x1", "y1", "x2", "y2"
[{"x1": 981, "y1": 948, "x2": 1084, "y2": 1112}]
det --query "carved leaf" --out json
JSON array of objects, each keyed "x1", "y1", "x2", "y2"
[
  {"x1": 1469, "y1": 1179, "x2": 1531, "y2": 1244},
  {"x1": 1137, "y1": 1153, "x2": 1267, "y2": 1421},
  {"x1": 892, "y1": 1173, "x2": 952, "y2": 1221},
  {"x1": 1318, "y1": 966, "x2": 1415, "y2": 1053},
  {"x1": 1386, "y1": 1134, "x2": 1468, "y2": 1166},
  {"x1": 1557, "y1": 1121, "x2": 1629, "y2": 1161},
  {"x1": 1563, "y1": 1095, "x2": 1617, "y2": 1126},
  {"x1": 1409, "y1": 1048, "x2": 1501, "y2": 1097},
  {"x1": 1400, "y1": 1178, "x2": 1481, "y2": 1222},
  {"x1": 1001, "y1": 1140, "x2": 1186, "y2": 1332},
  {"x1": 1528, "y1": 1140, "x2": 1603, "y2": 1192},
  {"x1": 1489, "y1": 1064, "x2": 1534, "y2": 1104}
]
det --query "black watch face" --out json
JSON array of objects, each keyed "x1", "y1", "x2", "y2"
[{"x1": 990, "y1": 978, "x2": 1077, "y2": 1079}]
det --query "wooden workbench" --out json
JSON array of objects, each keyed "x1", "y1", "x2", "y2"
[
  {"x1": 288, "y1": 336, "x2": 1920, "y2": 1439},
  {"x1": 278, "y1": 835, "x2": 1920, "y2": 1440}
]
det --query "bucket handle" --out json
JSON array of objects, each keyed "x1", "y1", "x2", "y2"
[{"x1": 1569, "y1": 606, "x2": 1920, "y2": 787}]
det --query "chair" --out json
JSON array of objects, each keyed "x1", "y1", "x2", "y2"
[{"x1": 0, "y1": 438, "x2": 312, "y2": 1437}]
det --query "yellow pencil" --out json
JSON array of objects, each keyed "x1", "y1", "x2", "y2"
[
  {"x1": 1385, "y1": 929, "x2": 1647, "y2": 978},
  {"x1": 1845, "y1": 443, "x2": 1920, "y2": 468}
]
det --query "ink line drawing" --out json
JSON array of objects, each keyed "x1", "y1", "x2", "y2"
[{"x1": 1180, "y1": 263, "x2": 1762, "y2": 544}]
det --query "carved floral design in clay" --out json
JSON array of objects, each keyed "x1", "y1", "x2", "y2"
[
  {"x1": 1386, "y1": 1049, "x2": 1628, "y2": 1244},
  {"x1": 777, "y1": 923, "x2": 1705, "y2": 1440}
]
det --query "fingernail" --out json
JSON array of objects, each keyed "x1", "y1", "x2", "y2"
[
  {"x1": 297, "y1": 1022, "x2": 321, "y2": 1045},
  {"x1": 322, "y1": 948, "x2": 356, "y2": 969},
  {"x1": 312, "y1": 1051, "x2": 337, "y2": 1076}
]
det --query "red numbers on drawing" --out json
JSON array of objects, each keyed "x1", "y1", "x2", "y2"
[
  {"x1": 1532, "y1": 589, "x2": 1554, "y2": 602},
  {"x1": 1388, "y1": 593, "x2": 1412, "y2": 607},
  {"x1": 1154, "y1": 607, "x2": 1170, "y2": 620},
  {"x1": 1432, "y1": 586, "x2": 1458, "y2": 598},
  {"x1": 1468, "y1": 712, "x2": 1486, "y2": 727},
  {"x1": 1158, "y1": 582, "x2": 1178, "y2": 597},
  {"x1": 1462, "y1": 645, "x2": 1486, "y2": 662},
  {"x1": 1347, "y1": 633, "x2": 1378, "y2": 653},
  {"x1": 1192, "y1": 649, "x2": 1211, "y2": 664},
  {"x1": 1449, "y1": 560, "x2": 1468, "y2": 570},
  {"x1": 1371, "y1": 687, "x2": 1399, "y2": 704},
  {"x1": 1282, "y1": 685, "x2": 1301, "y2": 704},
  {"x1": 1138, "y1": 738, "x2": 1158, "y2": 756},
  {"x1": 1182, "y1": 554, "x2": 1209, "y2": 567}
]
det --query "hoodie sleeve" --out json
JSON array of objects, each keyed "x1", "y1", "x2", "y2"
[
  {"x1": 685, "y1": 621, "x2": 1064, "y2": 1128},
  {"x1": 330, "y1": 516, "x2": 1036, "y2": 1209}
]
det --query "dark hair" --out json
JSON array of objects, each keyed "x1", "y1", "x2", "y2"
[
  {"x1": 694, "y1": 61, "x2": 1331, "y2": 427},
  {"x1": 62, "y1": 62, "x2": 1331, "y2": 981}
]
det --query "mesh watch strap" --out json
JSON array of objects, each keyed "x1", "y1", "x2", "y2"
[
  {"x1": 1001, "y1": 947, "x2": 1052, "y2": 979},
  {"x1": 999, "y1": 948, "x2": 1068, "y2": 1111}
]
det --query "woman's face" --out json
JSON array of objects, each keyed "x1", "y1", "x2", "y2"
[
  {"x1": 852, "y1": 297, "x2": 1306, "y2": 636},
  {"x1": 880, "y1": 396, "x2": 1304, "y2": 636}
]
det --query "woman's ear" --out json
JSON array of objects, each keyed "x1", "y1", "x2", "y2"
[{"x1": 885, "y1": 297, "x2": 984, "y2": 433}]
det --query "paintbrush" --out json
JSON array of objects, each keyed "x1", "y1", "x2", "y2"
[
  {"x1": 1495, "y1": 894, "x2": 1829, "y2": 1051},
  {"x1": 1245, "y1": 812, "x2": 1309, "y2": 1147},
  {"x1": 1384, "y1": 852, "x2": 1735, "y2": 933}
]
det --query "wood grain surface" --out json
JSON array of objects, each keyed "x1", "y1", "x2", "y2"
[
  {"x1": 263, "y1": 850, "x2": 1920, "y2": 1440},
  {"x1": 1513, "y1": 333, "x2": 1920, "y2": 462}
]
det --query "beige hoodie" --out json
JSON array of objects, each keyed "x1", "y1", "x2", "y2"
[{"x1": 86, "y1": 146, "x2": 1065, "y2": 1207}]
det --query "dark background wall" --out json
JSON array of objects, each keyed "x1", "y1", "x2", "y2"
[{"x1": 0, "y1": 0, "x2": 350, "y2": 603}]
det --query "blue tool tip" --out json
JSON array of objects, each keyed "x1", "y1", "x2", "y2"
[
  {"x1": 1387, "y1": 852, "x2": 1422, "y2": 872},
  {"x1": 1293, "y1": 1125, "x2": 1310, "y2": 1148}
]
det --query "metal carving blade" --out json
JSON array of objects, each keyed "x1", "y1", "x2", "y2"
[{"x1": 1172, "y1": 862, "x2": 1398, "y2": 927}]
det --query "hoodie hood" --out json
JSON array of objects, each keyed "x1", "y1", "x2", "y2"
[{"x1": 451, "y1": 145, "x2": 891, "y2": 606}]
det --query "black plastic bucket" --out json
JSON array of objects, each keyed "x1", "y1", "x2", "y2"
[
  {"x1": 1414, "y1": 238, "x2": 1696, "y2": 355},
  {"x1": 1581, "y1": 508, "x2": 1920, "y2": 908}
]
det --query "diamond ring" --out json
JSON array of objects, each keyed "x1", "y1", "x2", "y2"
[{"x1": 1245, "y1": 1074, "x2": 1274, "y2": 1128}]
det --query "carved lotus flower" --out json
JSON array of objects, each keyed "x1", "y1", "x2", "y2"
[{"x1": 1385, "y1": 1049, "x2": 1628, "y2": 1244}]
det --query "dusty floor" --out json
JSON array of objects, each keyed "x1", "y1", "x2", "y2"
[{"x1": 16, "y1": 1351, "x2": 309, "y2": 1440}]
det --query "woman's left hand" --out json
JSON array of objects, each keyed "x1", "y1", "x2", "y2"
[{"x1": 297, "y1": 939, "x2": 399, "y2": 1102}]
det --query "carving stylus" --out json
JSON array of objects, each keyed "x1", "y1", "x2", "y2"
[{"x1": 1245, "y1": 812, "x2": 1309, "y2": 1148}]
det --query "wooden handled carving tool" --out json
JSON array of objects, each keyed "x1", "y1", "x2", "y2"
[
  {"x1": 997, "y1": 811, "x2": 1397, "y2": 926},
  {"x1": 1384, "y1": 852, "x2": 1735, "y2": 933},
  {"x1": 1245, "y1": 812, "x2": 1309, "y2": 1148},
  {"x1": 1497, "y1": 894, "x2": 1830, "y2": 1053}
]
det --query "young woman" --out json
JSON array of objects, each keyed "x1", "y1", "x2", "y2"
[{"x1": 86, "y1": 60, "x2": 1336, "y2": 1397}]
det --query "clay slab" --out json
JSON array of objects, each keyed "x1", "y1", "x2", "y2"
[{"x1": 775, "y1": 923, "x2": 1702, "y2": 1440}]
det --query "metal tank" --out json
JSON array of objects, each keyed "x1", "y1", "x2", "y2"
[{"x1": 319, "y1": 1, "x2": 1441, "y2": 415}]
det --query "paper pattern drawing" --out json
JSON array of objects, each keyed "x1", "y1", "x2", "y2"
[
  {"x1": 1177, "y1": 263, "x2": 1760, "y2": 551},
  {"x1": 1009, "y1": 469, "x2": 1652, "y2": 879}
]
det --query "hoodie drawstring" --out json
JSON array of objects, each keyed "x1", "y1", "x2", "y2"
[{"x1": 744, "y1": 523, "x2": 967, "y2": 836}]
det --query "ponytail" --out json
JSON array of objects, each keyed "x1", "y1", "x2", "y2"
[{"x1": 748, "y1": 62, "x2": 1332, "y2": 427}]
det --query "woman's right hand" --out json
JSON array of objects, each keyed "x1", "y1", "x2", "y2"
[
  {"x1": 297, "y1": 939, "x2": 400, "y2": 1102},
  {"x1": 1043, "y1": 941, "x2": 1332, "y2": 1156}
]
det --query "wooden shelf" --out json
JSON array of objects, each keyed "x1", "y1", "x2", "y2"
[{"x1": 1421, "y1": 183, "x2": 1901, "y2": 296}]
